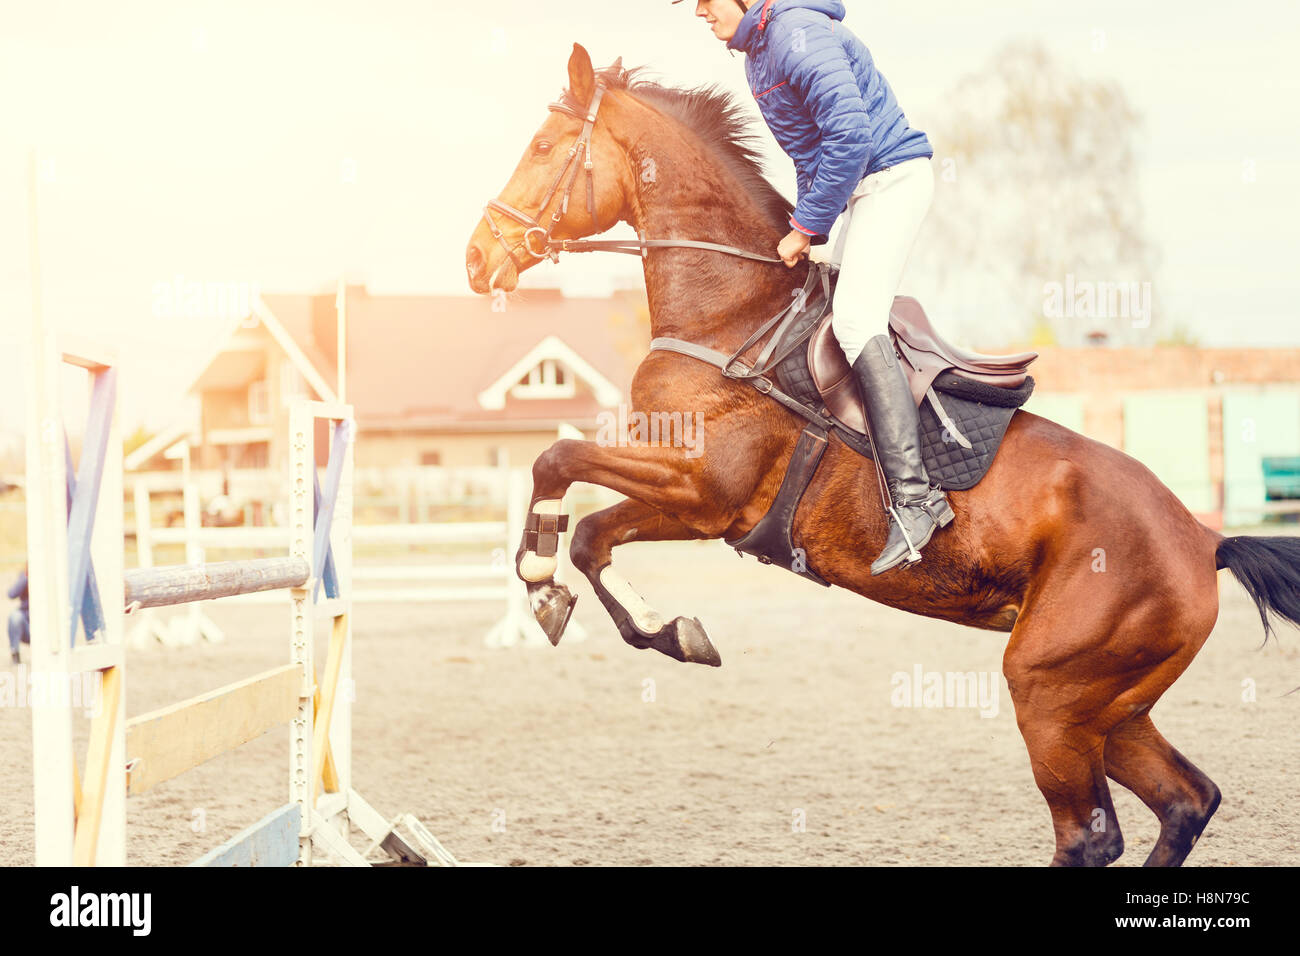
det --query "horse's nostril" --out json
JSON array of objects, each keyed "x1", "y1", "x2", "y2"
[{"x1": 466, "y1": 245, "x2": 486, "y2": 278}]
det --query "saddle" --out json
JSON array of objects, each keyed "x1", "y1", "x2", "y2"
[
  {"x1": 768, "y1": 263, "x2": 1038, "y2": 491},
  {"x1": 807, "y1": 296, "x2": 1037, "y2": 435}
]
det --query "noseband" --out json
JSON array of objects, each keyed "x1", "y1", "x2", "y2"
[{"x1": 481, "y1": 83, "x2": 786, "y2": 274}]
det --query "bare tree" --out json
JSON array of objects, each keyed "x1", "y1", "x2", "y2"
[{"x1": 906, "y1": 41, "x2": 1163, "y2": 347}]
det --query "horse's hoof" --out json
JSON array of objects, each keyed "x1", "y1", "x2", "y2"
[
  {"x1": 650, "y1": 616, "x2": 721, "y2": 667},
  {"x1": 529, "y1": 582, "x2": 577, "y2": 646}
]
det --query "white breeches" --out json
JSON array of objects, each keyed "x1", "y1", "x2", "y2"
[{"x1": 828, "y1": 156, "x2": 934, "y2": 365}]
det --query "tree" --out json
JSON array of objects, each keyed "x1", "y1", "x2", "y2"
[{"x1": 906, "y1": 41, "x2": 1162, "y2": 347}]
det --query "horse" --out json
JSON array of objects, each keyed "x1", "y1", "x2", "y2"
[{"x1": 464, "y1": 43, "x2": 1300, "y2": 866}]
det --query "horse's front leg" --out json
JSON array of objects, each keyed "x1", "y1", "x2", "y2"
[
  {"x1": 515, "y1": 439, "x2": 738, "y2": 663},
  {"x1": 568, "y1": 497, "x2": 721, "y2": 665}
]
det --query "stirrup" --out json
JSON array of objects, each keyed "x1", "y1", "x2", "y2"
[{"x1": 886, "y1": 504, "x2": 924, "y2": 564}]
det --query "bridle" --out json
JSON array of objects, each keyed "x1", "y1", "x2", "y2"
[
  {"x1": 481, "y1": 83, "x2": 610, "y2": 273},
  {"x1": 480, "y1": 79, "x2": 787, "y2": 278}
]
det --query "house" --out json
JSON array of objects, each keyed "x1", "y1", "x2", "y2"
[{"x1": 130, "y1": 283, "x2": 650, "y2": 474}]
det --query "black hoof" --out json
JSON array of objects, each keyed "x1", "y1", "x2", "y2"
[
  {"x1": 528, "y1": 581, "x2": 577, "y2": 646},
  {"x1": 649, "y1": 616, "x2": 721, "y2": 667}
]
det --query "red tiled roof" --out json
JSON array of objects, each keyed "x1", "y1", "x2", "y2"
[{"x1": 264, "y1": 285, "x2": 649, "y2": 428}]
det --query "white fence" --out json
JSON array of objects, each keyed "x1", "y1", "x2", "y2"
[{"x1": 127, "y1": 467, "x2": 585, "y2": 647}]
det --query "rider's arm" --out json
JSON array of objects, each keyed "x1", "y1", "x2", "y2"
[{"x1": 773, "y1": 14, "x2": 874, "y2": 239}]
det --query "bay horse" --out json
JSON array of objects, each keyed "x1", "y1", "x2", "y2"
[{"x1": 464, "y1": 44, "x2": 1300, "y2": 866}]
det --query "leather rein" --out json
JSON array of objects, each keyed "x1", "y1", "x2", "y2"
[{"x1": 480, "y1": 81, "x2": 787, "y2": 272}]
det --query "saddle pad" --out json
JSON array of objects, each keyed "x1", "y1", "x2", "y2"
[{"x1": 918, "y1": 374, "x2": 1033, "y2": 490}]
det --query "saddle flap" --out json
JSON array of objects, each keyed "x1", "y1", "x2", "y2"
[{"x1": 808, "y1": 317, "x2": 866, "y2": 433}]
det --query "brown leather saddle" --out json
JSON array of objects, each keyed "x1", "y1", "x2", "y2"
[{"x1": 808, "y1": 295, "x2": 1038, "y2": 437}]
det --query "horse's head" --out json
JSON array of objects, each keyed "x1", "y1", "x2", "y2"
[{"x1": 466, "y1": 44, "x2": 630, "y2": 294}]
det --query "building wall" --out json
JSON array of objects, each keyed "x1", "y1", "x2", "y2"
[
  {"x1": 1029, "y1": 347, "x2": 1300, "y2": 392},
  {"x1": 197, "y1": 387, "x2": 259, "y2": 469},
  {"x1": 195, "y1": 345, "x2": 312, "y2": 471},
  {"x1": 1221, "y1": 389, "x2": 1300, "y2": 524},
  {"x1": 355, "y1": 428, "x2": 592, "y2": 469},
  {"x1": 1026, "y1": 348, "x2": 1300, "y2": 524},
  {"x1": 1122, "y1": 391, "x2": 1214, "y2": 513},
  {"x1": 201, "y1": 387, "x2": 253, "y2": 432}
]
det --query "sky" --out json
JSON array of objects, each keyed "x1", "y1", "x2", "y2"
[{"x1": 1, "y1": 0, "x2": 1297, "y2": 435}]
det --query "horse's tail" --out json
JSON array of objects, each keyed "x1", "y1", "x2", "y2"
[{"x1": 1215, "y1": 535, "x2": 1300, "y2": 640}]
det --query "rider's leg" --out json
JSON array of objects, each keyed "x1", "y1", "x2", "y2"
[
  {"x1": 854, "y1": 335, "x2": 954, "y2": 574},
  {"x1": 830, "y1": 157, "x2": 934, "y2": 364},
  {"x1": 830, "y1": 158, "x2": 951, "y2": 574}
]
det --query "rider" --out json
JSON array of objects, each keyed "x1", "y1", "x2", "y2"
[{"x1": 682, "y1": 0, "x2": 953, "y2": 574}]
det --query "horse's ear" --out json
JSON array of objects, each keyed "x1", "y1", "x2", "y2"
[
  {"x1": 609, "y1": 56, "x2": 624, "y2": 76},
  {"x1": 568, "y1": 43, "x2": 595, "y2": 103}
]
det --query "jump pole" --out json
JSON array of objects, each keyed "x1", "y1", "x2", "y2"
[{"x1": 124, "y1": 557, "x2": 309, "y2": 608}]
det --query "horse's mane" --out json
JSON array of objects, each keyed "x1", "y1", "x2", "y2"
[{"x1": 558, "y1": 63, "x2": 795, "y2": 230}]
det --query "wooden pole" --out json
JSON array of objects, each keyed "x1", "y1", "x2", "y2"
[
  {"x1": 124, "y1": 557, "x2": 310, "y2": 609},
  {"x1": 72, "y1": 666, "x2": 122, "y2": 866}
]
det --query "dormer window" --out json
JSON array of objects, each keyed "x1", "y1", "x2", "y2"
[
  {"x1": 511, "y1": 358, "x2": 574, "y2": 399},
  {"x1": 477, "y1": 334, "x2": 620, "y2": 411}
]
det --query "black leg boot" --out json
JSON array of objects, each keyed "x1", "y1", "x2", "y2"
[{"x1": 852, "y1": 334, "x2": 955, "y2": 575}]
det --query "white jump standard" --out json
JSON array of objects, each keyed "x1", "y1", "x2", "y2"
[{"x1": 25, "y1": 327, "x2": 469, "y2": 866}]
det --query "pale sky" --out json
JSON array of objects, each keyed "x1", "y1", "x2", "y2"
[{"x1": 2, "y1": 0, "x2": 1297, "y2": 435}]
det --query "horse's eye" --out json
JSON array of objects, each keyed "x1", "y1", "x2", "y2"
[{"x1": 533, "y1": 141, "x2": 553, "y2": 156}]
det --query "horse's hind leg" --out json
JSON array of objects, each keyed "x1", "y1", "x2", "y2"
[
  {"x1": 1006, "y1": 589, "x2": 1221, "y2": 866},
  {"x1": 1105, "y1": 714, "x2": 1221, "y2": 866},
  {"x1": 1006, "y1": 702, "x2": 1125, "y2": 866},
  {"x1": 1004, "y1": 610, "x2": 1128, "y2": 866},
  {"x1": 568, "y1": 498, "x2": 721, "y2": 666}
]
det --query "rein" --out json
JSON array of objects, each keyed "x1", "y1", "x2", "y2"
[{"x1": 481, "y1": 81, "x2": 786, "y2": 271}]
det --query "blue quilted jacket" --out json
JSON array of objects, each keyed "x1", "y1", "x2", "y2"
[{"x1": 727, "y1": 0, "x2": 932, "y2": 239}]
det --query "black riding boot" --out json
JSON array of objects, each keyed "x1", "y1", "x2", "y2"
[{"x1": 853, "y1": 335, "x2": 955, "y2": 575}]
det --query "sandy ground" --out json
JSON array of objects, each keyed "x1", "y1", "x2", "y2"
[{"x1": 1, "y1": 537, "x2": 1296, "y2": 867}]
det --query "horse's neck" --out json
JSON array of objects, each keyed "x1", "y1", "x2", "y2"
[{"x1": 626, "y1": 141, "x2": 808, "y2": 354}]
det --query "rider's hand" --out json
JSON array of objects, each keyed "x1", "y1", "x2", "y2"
[{"x1": 778, "y1": 228, "x2": 812, "y2": 267}]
